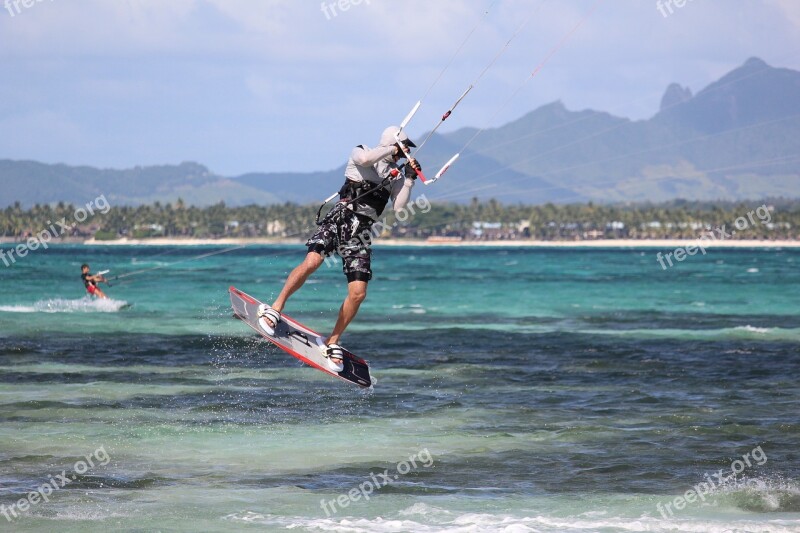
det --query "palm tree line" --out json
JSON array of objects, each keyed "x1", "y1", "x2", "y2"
[{"x1": 1, "y1": 198, "x2": 797, "y2": 241}]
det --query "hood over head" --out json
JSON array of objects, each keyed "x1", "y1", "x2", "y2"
[{"x1": 379, "y1": 126, "x2": 416, "y2": 148}]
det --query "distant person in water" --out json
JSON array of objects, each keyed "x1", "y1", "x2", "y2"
[{"x1": 81, "y1": 264, "x2": 108, "y2": 299}]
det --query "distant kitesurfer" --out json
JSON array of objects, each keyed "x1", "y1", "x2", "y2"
[
  {"x1": 257, "y1": 126, "x2": 421, "y2": 371},
  {"x1": 81, "y1": 264, "x2": 108, "y2": 299}
]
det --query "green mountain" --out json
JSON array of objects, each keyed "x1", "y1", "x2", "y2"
[
  {"x1": 1, "y1": 57, "x2": 798, "y2": 207},
  {"x1": 0, "y1": 161, "x2": 279, "y2": 208},
  {"x1": 446, "y1": 57, "x2": 800, "y2": 202}
]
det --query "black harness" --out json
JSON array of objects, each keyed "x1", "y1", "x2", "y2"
[
  {"x1": 338, "y1": 179, "x2": 392, "y2": 216},
  {"x1": 314, "y1": 179, "x2": 390, "y2": 227},
  {"x1": 81, "y1": 272, "x2": 95, "y2": 289},
  {"x1": 315, "y1": 145, "x2": 399, "y2": 225}
]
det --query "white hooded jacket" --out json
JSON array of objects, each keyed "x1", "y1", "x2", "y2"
[{"x1": 342, "y1": 126, "x2": 415, "y2": 221}]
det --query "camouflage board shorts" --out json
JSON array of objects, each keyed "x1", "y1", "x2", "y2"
[{"x1": 307, "y1": 204, "x2": 374, "y2": 282}]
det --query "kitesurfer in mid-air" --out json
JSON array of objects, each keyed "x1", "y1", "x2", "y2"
[{"x1": 257, "y1": 126, "x2": 421, "y2": 371}]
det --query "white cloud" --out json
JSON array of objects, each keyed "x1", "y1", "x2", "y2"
[
  {"x1": 765, "y1": 0, "x2": 800, "y2": 27},
  {"x1": 1, "y1": 0, "x2": 799, "y2": 174}
]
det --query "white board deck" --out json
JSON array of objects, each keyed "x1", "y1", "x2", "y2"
[{"x1": 229, "y1": 286, "x2": 373, "y2": 388}]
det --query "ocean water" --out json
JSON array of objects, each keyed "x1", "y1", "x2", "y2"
[{"x1": 0, "y1": 244, "x2": 798, "y2": 532}]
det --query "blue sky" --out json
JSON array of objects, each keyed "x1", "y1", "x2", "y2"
[{"x1": 1, "y1": 0, "x2": 798, "y2": 176}]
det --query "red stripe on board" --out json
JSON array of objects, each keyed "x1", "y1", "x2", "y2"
[
  {"x1": 264, "y1": 335, "x2": 338, "y2": 378},
  {"x1": 230, "y1": 286, "x2": 369, "y2": 369},
  {"x1": 230, "y1": 286, "x2": 257, "y2": 305}
]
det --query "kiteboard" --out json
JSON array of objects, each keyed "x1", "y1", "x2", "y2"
[{"x1": 229, "y1": 286, "x2": 373, "y2": 388}]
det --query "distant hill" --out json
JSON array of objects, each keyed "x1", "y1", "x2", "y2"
[
  {"x1": 448, "y1": 57, "x2": 800, "y2": 203},
  {"x1": 2, "y1": 57, "x2": 798, "y2": 207},
  {"x1": 0, "y1": 161, "x2": 279, "y2": 208}
]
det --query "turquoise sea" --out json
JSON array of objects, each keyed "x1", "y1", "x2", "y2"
[{"x1": 0, "y1": 243, "x2": 799, "y2": 532}]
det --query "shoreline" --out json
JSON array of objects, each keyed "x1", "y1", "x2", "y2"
[
  {"x1": 2, "y1": 236, "x2": 798, "y2": 248},
  {"x1": 52, "y1": 237, "x2": 800, "y2": 248},
  {"x1": 378, "y1": 238, "x2": 800, "y2": 248}
]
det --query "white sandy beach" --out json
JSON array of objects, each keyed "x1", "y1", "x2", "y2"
[{"x1": 74, "y1": 237, "x2": 800, "y2": 248}]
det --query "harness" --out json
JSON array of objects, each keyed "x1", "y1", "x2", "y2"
[
  {"x1": 338, "y1": 179, "x2": 391, "y2": 215},
  {"x1": 315, "y1": 147, "x2": 401, "y2": 225},
  {"x1": 315, "y1": 179, "x2": 390, "y2": 227},
  {"x1": 81, "y1": 273, "x2": 95, "y2": 289}
]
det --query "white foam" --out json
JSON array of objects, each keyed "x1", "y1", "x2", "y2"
[
  {"x1": 391, "y1": 304, "x2": 427, "y2": 314},
  {"x1": 735, "y1": 325, "x2": 772, "y2": 334},
  {"x1": 222, "y1": 509, "x2": 800, "y2": 533},
  {"x1": 0, "y1": 304, "x2": 37, "y2": 313},
  {"x1": 0, "y1": 297, "x2": 129, "y2": 313},
  {"x1": 582, "y1": 325, "x2": 799, "y2": 341}
]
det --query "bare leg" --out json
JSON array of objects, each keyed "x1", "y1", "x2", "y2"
[
  {"x1": 94, "y1": 288, "x2": 108, "y2": 299},
  {"x1": 325, "y1": 280, "x2": 367, "y2": 352},
  {"x1": 266, "y1": 252, "x2": 324, "y2": 326}
]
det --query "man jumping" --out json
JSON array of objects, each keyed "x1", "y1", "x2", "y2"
[{"x1": 257, "y1": 125, "x2": 420, "y2": 371}]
